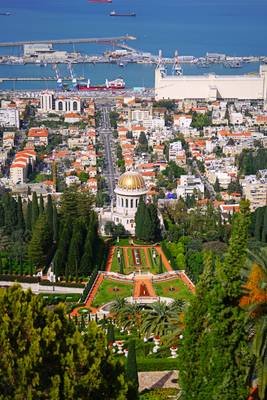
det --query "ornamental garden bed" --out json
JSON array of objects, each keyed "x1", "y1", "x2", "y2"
[
  {"x1": 91, "y1": 279, "x2": 133, "y2": 308},
  {"x1": 153, "y1": 278, "x2": 193, "y2": 302}
]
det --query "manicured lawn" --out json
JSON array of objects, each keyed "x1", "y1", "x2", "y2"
[
  {"x1": 153, "y1": 278, "x2": 193, "y2": 302},
  {"x1": 91, "y1": 279, "x2": 133, "y2": 308},
  {"x1": 110, "y1": 246, "x2": 168, "y2": 275},
  {"x1": 147, "y1": 247, "x2": 167, "y2": 274}
]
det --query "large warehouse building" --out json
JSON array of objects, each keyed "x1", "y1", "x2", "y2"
[{"x1": 155, "y1": 65, "x2": 267, "y2": 109}]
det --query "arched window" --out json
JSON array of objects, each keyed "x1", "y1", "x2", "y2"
[
  {"x1": 136, "y1": 199, "x2": 138, "y2": 207},
  {"x1": 126, "y1": 199, "x2": 128, "y2": 208},
  {"x1": 73, "y1": 101, "x2": 78, "y2": 111},
  {"x1": 130, "y1": 199, "x2": 133, "y2": 208},
  {"x1": 121, "y1": 198, "x2": 124, "y2": 207},
  {"x1": 58, "y1": 101, "x2": 63, "y2": 111}
]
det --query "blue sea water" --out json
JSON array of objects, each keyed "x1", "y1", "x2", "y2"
[{"x1": 0, "y1": 0, "x2": 266, "y2": 88}]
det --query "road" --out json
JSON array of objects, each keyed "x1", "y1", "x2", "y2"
[
  {"x1": 193, "y1": 160, "x2": 216, "y2": 200},
  {"x1": 98, "y1": 106, "x2": 117, "y2": 203}
]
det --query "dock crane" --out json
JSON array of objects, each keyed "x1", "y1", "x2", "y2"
[
  {"x1": 52, "y1": 64, "x2": 63, "y2": 90},
  {"x1": 67, "y1": 63, "x2": 77, "y2": 90},
  {"x1": 172, "y1": 50, "x2": 183, "y2": 76},
  {"x1": 156, "y1": 49, "x2": 166, "y2": 77}
]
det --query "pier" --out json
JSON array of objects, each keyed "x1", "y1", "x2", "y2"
[
  {"x1": 0, "y1": 35, "x2": 136, "y2": 47},
  {"x1": 0, "y1": 76, "x2": 85, "y2": 82}
]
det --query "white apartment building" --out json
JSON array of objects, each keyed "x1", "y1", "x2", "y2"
[
  {"x1": 39, "y1": 92, "x2": 81, "y2": 113},
  {"x1": 0, "y1": 108, "x2": 20, "y2": 128},
  {"x1": 173, "y1": 114, "x2": 192, "y2": 129},
  {"x1": 176, "y1": 175, "x2": 205, "y2": 199},
  {"x1": 169, "y1": 141, "x2": 182, "y2": 161},
  {"x1": 241, "y1": 175, "x2": 267, "y2": 211},
  {"x1": 230, "y1": 112, "x2": 244, "y2": 125}
]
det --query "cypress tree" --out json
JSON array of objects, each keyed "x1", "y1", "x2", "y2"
[
  {"x1": 39, "y1": 194, "x2": 44, "y2": 215},
  {"x1": 254, "y1": 206, "x2": 264, "y2": 241},
  {"x1": 141, "y1": 205, "x2": 152, "y2": 242},
  {"x1": 53, "y1": 220, "x2": 72, "y2": 277},
  {"x1": 148, "y1": 203, "x2": 161, "y2": 242},
  {"x1": 31, "y1": 192, "x2": 39, "y2": 227},
  {"x1": 26, "y1": 200, "x2": 32, "y2": 232},
  {"x1": 0, "y1": 203, "x2": 5, "y2": 227},
  {"x1": 107, "y1": 323, "x2": 115, "y2": 344},
  {"x1": 261, "y1": 206, "x2": 267, "y2": 243},
  {"x1": 17, "y1": 195, "x2": 25, "y2": 232},
  {"x1": 46, "y1": 194, "x2": 53, "y2": 231},
  {"x1": 135, "y1": 196, "x2": 146, "y2": 239},
  {"x1": 126, "y1": 340, "x2": 139, "y2": 399},
  {"x1": 28, "y1": 214, "x2": 52, "y2": 269},
  {"x1": 52, "y1": 204, "x2": 58, "y2": 243},
  {"x1": 67, "y1": 222, "x2": 83, "y2": 280}
]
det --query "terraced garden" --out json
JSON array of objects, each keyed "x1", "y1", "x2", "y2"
[
  {"x1": 153, "y1": 278, "x2": 193, "y2": 302},
  {"x1": 91, "y1": 279, "x2": 134, "y2": 308},
  {"x1": 111, "y1": 246, "x2": 167, "y2": 275}
]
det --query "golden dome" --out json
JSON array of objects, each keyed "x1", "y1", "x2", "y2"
[{"x1": 117, "y1": 171, "x2": 146, "y2": 191}]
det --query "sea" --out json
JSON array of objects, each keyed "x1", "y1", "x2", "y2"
[{"x1": 0, "y1": 0, "x2": 266, "y2": 90}]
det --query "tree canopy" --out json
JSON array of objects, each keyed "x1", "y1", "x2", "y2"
[{"x1": 0, "y1": 285, "x2": 128, "y2": 400}]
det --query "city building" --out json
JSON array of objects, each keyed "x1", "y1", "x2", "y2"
[
  {"x1": 0, "y1": 108, "x2": 20, "y2": 128},
  {"x1": 28, "y1": 127, "x2": 49, "y2": 146},
  {"x1": 155, "y1": 65, "x2": 267, "y2": 109},
  {"x1": 176, "y1": 175, "x2": 205, "y2": 199}
]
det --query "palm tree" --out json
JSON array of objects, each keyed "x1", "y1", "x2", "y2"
[
  {"x1": 141, "y1": 301, "x2": 184, "y2": 338},
  {"x1": 121, "y1": 303, "x2": 143, "y2": 333},
  {"x1": 110, "y1": 297, "x2": 127, "y2": 326}
]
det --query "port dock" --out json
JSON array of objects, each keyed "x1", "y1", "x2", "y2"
[
  {"x1": 0, "y1": 35, "x2": 136, "y2": 47},
  {"x1": 0, "y1": 76, "x2": 84, "y2": 82}
]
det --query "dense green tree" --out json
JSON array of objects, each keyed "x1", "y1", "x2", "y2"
[
  {"x1": 67, "y1": 220, "x2": 85, "y2": 280},
  {"x1": 25, "y1": 200, "x2": 32, "y2": 232},
  {"x1": 254, "y1": 207, "x2": 265, "y2": 242},
  {"x1": 39, "y1": 194, "x2": 44, "y2": 214},
  {"x1": 261, "y1": 207, "x2": 267, "y2": 243},
  {"x1": 53, "y1": 220, "x2": 72, "y2": 277},
  {"x1": 31, "y1": 192, "x2": 39, "y2": 227},
  {"x1": 60, "y1": 187, "x2": 94, "y2": 221},
  {"x1": 135, "y1": 197, "x2": 146, "y2": 239},
  {"x1": 147, "y1": 203, "x2": 161, "y2": 242},
  {"x1": 28, "y1": 214, "x2": 52, "y2": 269},
  {"x1": 52, "y1": 204, "x2": 58, "y2": 243},
  {"x1": 179, "y1": 201, "x2": 251, "y2": 400},
  {"x1": 0, "y1": 285, "x2": 128, "y2": 400},
  {"x1": 17, "y1": 195, "x2": 25, "y2": 231},
  {"x1": 126, "y1": 340, "x2": 139, "y2": 399},
  {"x1": 46, "y1": 194, "x2": 53, "y2": 232}
]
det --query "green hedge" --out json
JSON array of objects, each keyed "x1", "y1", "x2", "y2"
[
  {"x1": 39, "y1": 281, "x2": 84, "y2": 288},
  {"x1": 137, "y1": 357, "x2": 178, "y2": 372},
  {"x1": 0, "y1": 275, "x2": 39, "y2": 283},
  {"x1": 140, "y1": 388, "x2": 178, "y2": 400}
]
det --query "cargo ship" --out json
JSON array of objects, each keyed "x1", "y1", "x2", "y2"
[
  {"x1": 89, "y1": 0, "x2": 112, "y2": 3},
  {"x1": 110, "y1": 11, "x2": 136, "y2": 16},
  {"x1": 77, "y1": 78, "x2": 125, "y2": 91}
]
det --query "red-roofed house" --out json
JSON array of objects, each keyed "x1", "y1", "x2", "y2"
[{"x1": 28, "y1": 127, "x2": 49, "y2": 146}]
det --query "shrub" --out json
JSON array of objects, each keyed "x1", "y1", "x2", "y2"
[
  {"x1": 0, "y1": 275, "x2": 39, "y2": 283},
  {"x1": 137, "y1": 358, "x2": 178, "y2": 372},
  {"x1": 140, "y1": 388, "x2": 178, "y2": 400}
]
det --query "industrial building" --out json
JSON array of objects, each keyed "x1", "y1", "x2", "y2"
[{"x1": 155, "y1": 65, "x2": 267, "y2": 109}]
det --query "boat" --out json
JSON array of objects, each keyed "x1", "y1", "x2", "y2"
[
  {"x1": 0, "y1": 12, "x2": 11, "y2": 16},
  {"x1": 77, "y1": 78, "x2": 125, "y2": 91},
  {"x1": 89, "y1": 0, "x2": 112, "y2": 3},
  {"x1": 110, "y1": 11, "x2": 136, "y2": 16}
]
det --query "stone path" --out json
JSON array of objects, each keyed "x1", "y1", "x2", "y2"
[
  {"x1": 133, "y1": 276, "x2": 157, "y2": 299},
  {"x1": 138, "y1": 370, "x2": 179, "y2": 392}
]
